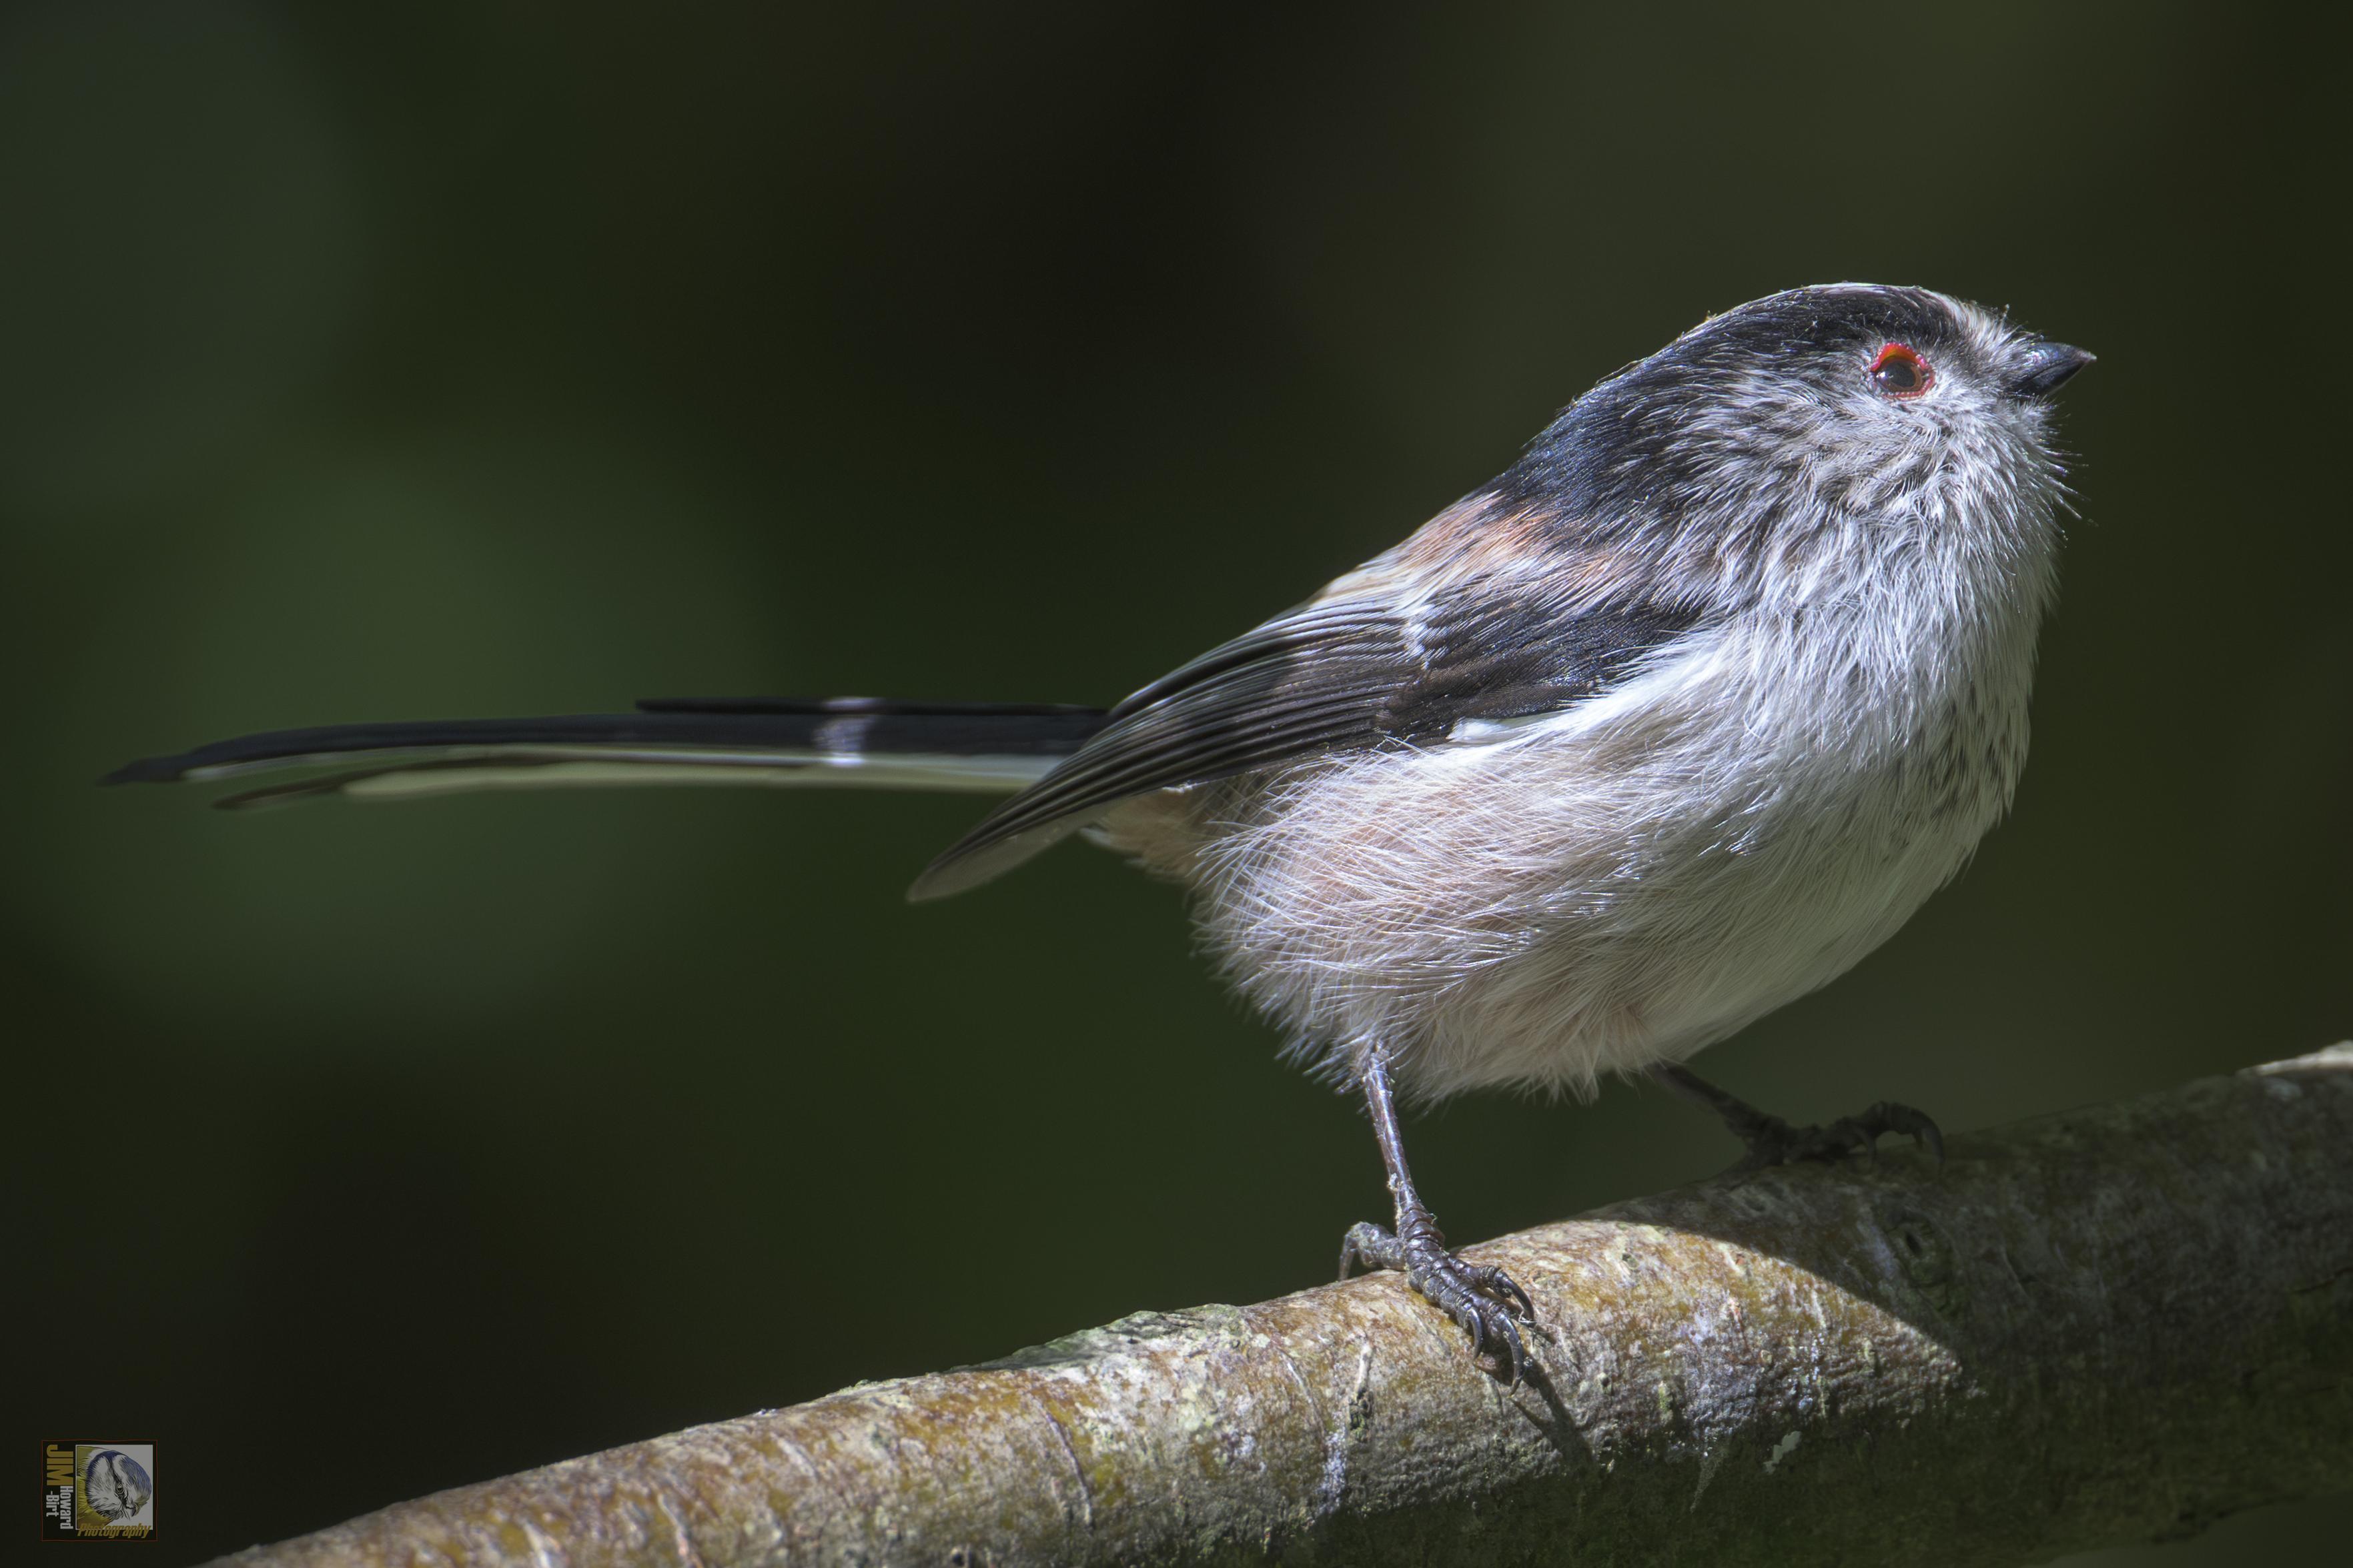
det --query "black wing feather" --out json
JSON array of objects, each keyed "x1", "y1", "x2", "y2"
[{"x1": 913, "y1": 580, "x2": 1702, "y2": 896}]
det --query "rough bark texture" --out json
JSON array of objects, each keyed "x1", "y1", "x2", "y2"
[{"x1": 215, "y1": 1047, "x2": 2353, "y2": 1568}]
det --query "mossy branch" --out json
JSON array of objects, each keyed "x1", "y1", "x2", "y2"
[{"x1": 215, "y1": 1046, "x2": 2353, "y2": 1567}]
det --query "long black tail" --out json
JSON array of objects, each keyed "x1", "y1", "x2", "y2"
[{"x1": 104, "y1": 697, "x2": 1110, "y2": 810}]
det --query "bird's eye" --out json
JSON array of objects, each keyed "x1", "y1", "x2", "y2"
[{"x1": 1869, "y1": 341, "x2": 1933, "y2": 400}]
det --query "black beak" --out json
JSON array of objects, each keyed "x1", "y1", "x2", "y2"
[{"x1": 2010, "y1": 339, "x2": 2095, "y2": 398}]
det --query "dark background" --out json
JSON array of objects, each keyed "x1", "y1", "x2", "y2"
[{"x1": 5, "y1": 3, "x2": 2345, "y2": 1563}]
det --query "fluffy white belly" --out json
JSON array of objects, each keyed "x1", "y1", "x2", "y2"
[{"x1": 1105, "y1": 613, "x2": 2035, "y2": 1099}]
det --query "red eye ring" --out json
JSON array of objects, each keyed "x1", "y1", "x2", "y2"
[{"x1": 1869, "y1": 341, "x2": 1933, "y2": 400}]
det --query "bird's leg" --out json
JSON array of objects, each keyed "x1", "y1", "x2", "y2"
[
  {"x1": 1337, "y1": 1050, "x2": 1534, "y2": 1382},
  {"x1": 1650, "y1": 1061, "x2": 1943, "y2": 1169}
]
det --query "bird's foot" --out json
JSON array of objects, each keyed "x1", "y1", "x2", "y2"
[
  {"x1": 1728, "y1": 1099, "x2": 1944, "y2": 1170},
  {"x1": 1340, "y1": 1208, "x2": 1533, "y2": 1383},
  {"x1": 1649, "y1": 1064, "x2": 1943, "y2": 1172}
]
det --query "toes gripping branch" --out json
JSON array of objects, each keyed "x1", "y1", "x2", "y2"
[
  {"x1": 1338, "y1": 1053, "x2": 1535, "y2": 1383},
  {"x1": 1651, "y1": 1062, "x2": 1946, "y2": 1170}
]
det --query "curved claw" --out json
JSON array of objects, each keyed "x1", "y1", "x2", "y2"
[
  {"x1": 1869, "y1": 1101, "x2": 1945, "y2": 1165},
  {"x1": 1483, "y1": 1265, "x2": 1536, "y2": 1321},
  {"x1": 1737, "y1": 1100, "x2": 1946, "y2": 1170},
  {"x1": 1498, "y1": 1311, "x2": 1528, "y2": 1384},
  {"x1": 1339, "y1": 1217, "x2": 1536, "y2": 1385},
  {"x1": 1469, "y1": 1295, "x2": 1529, "y2": 1385}
]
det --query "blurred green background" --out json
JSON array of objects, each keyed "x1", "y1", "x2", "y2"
[{"x1": 4, "y1": 3, "x2": 2344, "y2": 1563}]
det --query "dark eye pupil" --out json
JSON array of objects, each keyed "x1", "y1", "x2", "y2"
[{"x1": 1877, "y1": 357, "x2": 1919, "y2": 391}]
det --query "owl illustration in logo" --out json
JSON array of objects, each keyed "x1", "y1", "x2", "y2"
[{"x1": 84, "y1": 1450, "x2": 152, "y2": 1523}]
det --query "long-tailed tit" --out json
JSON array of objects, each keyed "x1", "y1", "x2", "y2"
[{"x1": 111, "y1": 283, "x2": 2095, "y2": 1380}]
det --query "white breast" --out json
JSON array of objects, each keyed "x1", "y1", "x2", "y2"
[{"x1": 1151, "y1": 520, "x2": 2054, "y2": 1100}]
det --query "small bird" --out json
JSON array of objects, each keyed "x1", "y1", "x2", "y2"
[{"x1": 110, "y1": 284, "x2": 2093, "y2": 1381}]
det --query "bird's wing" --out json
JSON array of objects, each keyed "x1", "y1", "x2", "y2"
[{"x1": 909, "y1": 576, "x2": 1703, "y2": 898}]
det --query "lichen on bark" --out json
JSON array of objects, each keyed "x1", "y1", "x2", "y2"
[{"x1": 213, "y1": 1046, "x2": 2353, "y2": 1568}]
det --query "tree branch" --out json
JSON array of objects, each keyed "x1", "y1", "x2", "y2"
[{"x1": 217, "y1": 1046, "x2": 2353, "y2": 1567}]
